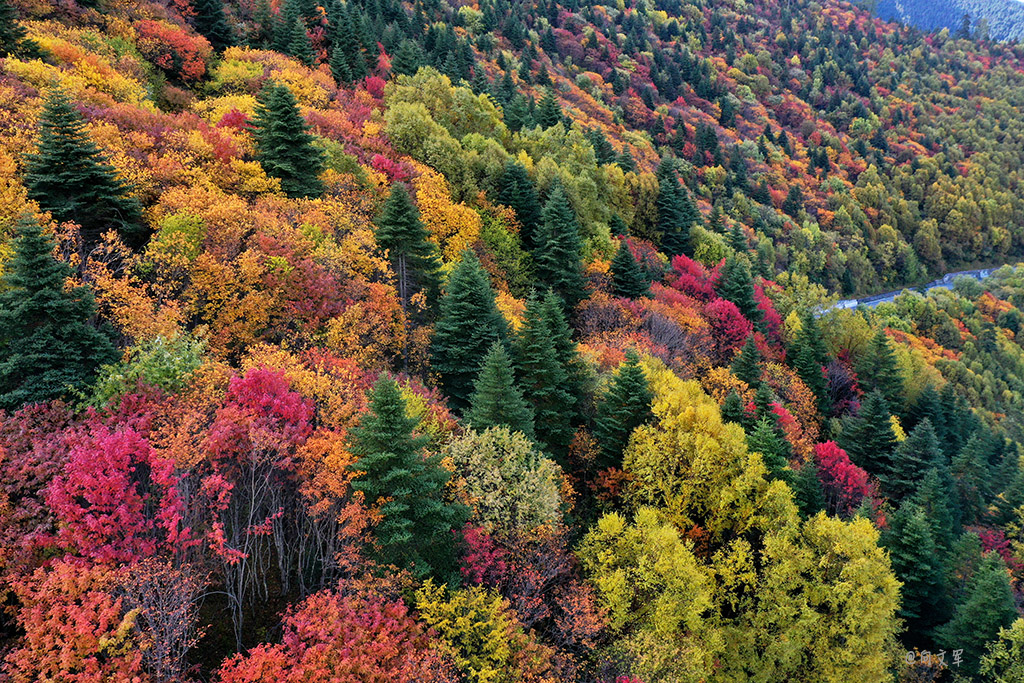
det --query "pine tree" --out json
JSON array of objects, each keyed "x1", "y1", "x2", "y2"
[
  {"x1": 610, "y1": 240, "x2": 649, "y2": 299},
  {"x1": 937, "y1": 552, "x2": 1018, "y2": 676},
  {"x1": 24, "y1": 89, "x2": 145, "y2": 250},
  {"x1": 375, "y1": 183, "x2": 440, "y2": 314},
  {"x1": 657, "y1": 173, "x2": 693, "y2": 257},
  {"x1": 911, "y1": 467, "x2": 958, "y2": 553},
  {"x1": 728, "y1": 223, "x2": 746, "y2": 252},
  {"x1": 273, "y1": 0, "x2": 300, "y2": 53},
  {"x1": 856, "y1": 330, "x2": 903, "y2": 409},
  {"x1": 717, "y1": 255, "x2": 763, "y2": 326},
  {"x1": 539, "y1": 289, "x2": 585, "y2": 406},
  {"x1": 534, "y1": 185, "x2": 587, "y2": 309},
  {"x1": 882, "y1": 502, "x2": 948, "y2": 642},
  {"x1": 332, "y1": 6, "x2": 368, "y2": 80},
  {"x1": 797, "y1": 309, "x2": 829, "y2": 367},
  {"x1": 731, "y1": 335, "x2": 762, "y2": 388},
  {"x1": 350, "y1": 376, "x2": 469, "y2": 580},
  {"x1": 1, "y1": 0, "x2": 32, "y2": 57},
  {"x1": 466, "y1": 342, "x2": 535, "y2": 439},
  {"x1": 330, "y1": 44, "x2": 353, "y2": 83},
  {"x1": 430, "y1": 251, "x2": 508, "y2": 414},
  {"x1": 721, "y1": 388, "x2": 748, "y2": 426},
  {"x1": 536, "y1": 88, "x2": 563, "y2": 128},
  {"x1": 840, "y1": 390, "x2": 897, "y2": 477},
  {"x1": 885, "y1": 418, "x2": 943, "y2": 501},
  {"x1": 286, "y1": 17, "x2": 315, "y2": 65},
  {"x1": 906, "y1": 383, "x2": 942, "y2": 433},
  {"x1": 251, "y1": 83, "x2": 325, "y2": 198},
  {"x1": 392, "y1": 39, "x2": 423, "y2": 76},
  {"x1": 594, "y1": 350, "x2": 654, "y2": 470},
  {"x1": 748, "y1": 416, "x2": 789, "y2": 480},
  {"x1": 497, "y1": 161, "x2": 543, "y2": 250},
  {"x1": 791, "y1": 458, "x2": 826, "y2": 519},
  {"x1": 192, "y1": 0, "x2": 233, "y2": 51},
  {"x1": 515, "y1": 295, "x2": 576, "y2": 459},
  {"x1": 0, "y1": 216, "x2": 118, "y2": 410},
  {"x1": 793, "y1": 342, "x2": 828, "y2": 412}
]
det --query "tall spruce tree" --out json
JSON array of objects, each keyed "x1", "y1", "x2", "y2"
[
  {"x1": 594, "y1": 350, "x2": 654, "y2": 470},
  {"x1": 24, "y1": 89, "x2": 145, "y2": 250},
  {"x1": 791, "y1": 458, "x2": 826, "y2": 519},
  {"x1": 0, "y1": 0, "x2": 37, "y2": 57},
  {"x1": 192, "y1": 0, "x2": 233, "y2": 51},
  {"x1": 882, "y1": 502, "x2": 948, "y2": 643},
  {"x1": 251, "y1": 83, "x2": 325, "y2": 198},
  {"x1": 884, "y1": 418, "x2": 944, "y2": 501},
  {"x1": 937, "y1": 552, "x2": 1018, "y2": 676},
  {"x1": 793, "y1": 342, "x2": 828, "y2": 412},
  {"x1": 0, "y1": 216, "x2": 118, "y2": 409},
  {"x1": 392, "y1": 39, "x2": 423, "y2": 76},
  {"x1": 286, "y1": 17, "x2": 315, "y2": 65},
  {"x1": 534, "y1": 185, "x2": 587, "y2": 309},
  {"x1": 466, "y1": 342, "x2": 535, "y2": 439},
  {"x1": 748, "y1": 416, "x2": 790, "y2": 480},
  {"x1": 840, "y1": 390, "x2": 897, "y2": 477},
  {"x1": 536, "y1": 88, "x2": 563, "y2": 128},
  {"x1": 731, "y1": 335, "x2": 762, "y2": 388},
  {"x1": 721, "y1": 388, "x2": 749, "y2": 427},
  {"x1": 610, "y1": 240, "x2": 650, "y2": 299},
  {"x1": 350, "y1": 376, "x2": 469, "y2": 580},
  {"x1": 856, "y1": 330, "x2": 903, "y2": 409},
  {"x1": 911, "y1": 467, "x2": 959, "y2": 553},
  {"x1": 515, "y1": 294, "x2": 576, "y2": 459},
  {"x1": 657, "y1": 172, "x2": 693, "y2": 257},
  {"x1": 717, "y1": 255, "x2": 763, "y2": 327},
  {"x1": 375, "y1": 183, "x2": 440, "y2": 313},
  {"x1": 497, "y1": 161, "x2": 543, "y2": 250},
  {"x1": 430, "y1": 251, "x2": 508, "y2": 414}
]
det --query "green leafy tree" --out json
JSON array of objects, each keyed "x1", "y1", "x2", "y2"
[
  {"x1": 251, "y1": 82, "x2": 325, "y2": 198},
  {"x1": 496, "y1": 161, "x2": 543, "y2": 250},
  {"x1": 375, "y1": 183, "x2": 441, "y2": 312},
  {"x1": 717, "y1": 255, "x2": 763, "y2": 326},
  {"x1": 0, "y1": 216, "x2": 118, "y2": 410},
  {"x1": 840, "y1": 390, "x2": 897, "y2": 477},
  {"x1": 594, "y1": 350, "x2": 654, "y2": 470},
  {"x1": 937, "y1": 552, "x2": 1018, "y2": 676},
  {"x1": 980, "y1": 619, "x2": 1024, "y2": 683},
  {"x1": 731, "y1": 336, "x2": 762, "y2": 388},
  {"x1": 611, "y1": 240, "x2": 650, "y2": 299},
  {"x1": 431, "y1": 251, "x2": 508, "y2": 414},
  {"x1": 24, "y1": 89, "x2": 145, "y2": 249},
  {"x1": 534, "y1": 186, "x2": 587, "y2": 309},
  {"x1": 515, "y1": 294, "x2": 576, "y2": 459},
  {"x1": 466, "y1": 342, "x2": 534, "y2": 439},
  {"x1": 350, "y1": 376, "x2": 469, "y2": 580}
]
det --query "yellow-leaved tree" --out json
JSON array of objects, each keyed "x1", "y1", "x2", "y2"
[{"x1": 579, "y1": 358, "x2": 902, "y2": 683}]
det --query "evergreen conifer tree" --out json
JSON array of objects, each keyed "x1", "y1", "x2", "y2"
[
  {"x1": 515, "y1": 295, "x2": 576, "y2": 459},
  {"x1": 937, "y1": 552, "x2": 1018, "y2": 676},
  {"x1": 791, "y1": 458, "x2": 826, "y2": 519},
  {"x1": 330, "y1": 45, "x2": 353, "y2": 83},
  {"x1": 466, "y1": 342, "x2": 535, "y2": 439},
  {"x1": 430, "y1": 251, "x2": 508, "y2": 414},
  {"x1": 594, "y1": 350, "x2": 654, "y2": 470},
  {"x1": 375, "y1": 183, "x2": 440, "y2": 313},
  {"x1": 731, "y1": 335, "x2": 762, "y2": 388},
  {"x1": 797, "y1": 309, "x2": 829, "y2": 367},
  {"x1": 882, "y1": 502, "x2": 948, "y2": 643},
  {"x1": 717, "y1": 255, "x2": 763, "y2": 326},
  {"x1": 748, "y1": 416, "x2": 789, "y2": 480},
  {"x1": 392, "y1": 39, "x2": 423, "y2": 75},
  {"x1": 497, "y1": 161, "x2": 543, "y2": 250},
  {"x1": 610, "y1": 240, "x2": 650, "y2": 299},
  {"x1": 0, "y1": 0, "x2": 40, "y2": 57},
  {"x1": 885, "y1": 418, "x2": 944, "y2": 501},
  {"x1": 536, "y1": 88, "x2": 563, "y2": 128},
  {"x1": 793, "y1": 342, "x2": 828, "y2": 411},
  {"x1": 906, "y1": 383, "x2": 942, "y2": 433},
  {"x1": 24, "y1": 89, "x2": 145, "y2": 249},
  {"x1": 840, "y1": 390, "x2": 897, "y2": 477},
  {"x1": 657, "y1": 173, "x2": 692, "y2": 257},
  {"x1": 539, "y1": 289, "x2": 585, "y2": 406},
  {"x1": 0, "y1": 216, "x2": 118, "y2": 409},
  {"x1": 856, "y1": 330, "x2": 903, "y2": 409},
  {"x1": 251, "y1": 83, "x2": 325, "y2": 198},
  {"x1": 911, "y1": 467, "x2": 959, "y2": 553},
  {"x1": 286, "y1": 17, "x2": 315, "y2": 65},
  {"x1": 193, "y1": 0, "x2": 233, "y2": 51},
  {"x1": 350, "y1": 376, "x2": 469, "y2": 580},
  {"x1": 721, "y1": 388, "x2": 748, "y2": 426},
  {"x1": 534, "y1": 185, "x2": 587, "y2": 309}
]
